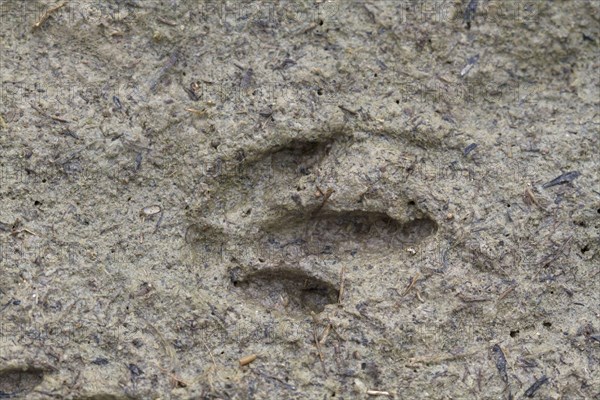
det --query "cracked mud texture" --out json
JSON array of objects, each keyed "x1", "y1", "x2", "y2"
[{"x1": 0, "y1": 0, "x2": 599, "y2": 399}]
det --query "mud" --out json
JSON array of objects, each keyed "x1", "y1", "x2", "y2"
[{"x1": 0, "y1": 0, "x2": 599, "y2": 399}]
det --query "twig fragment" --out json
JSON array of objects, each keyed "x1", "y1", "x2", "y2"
[
  {"x1": 32, "y1": 1, "x2": 66, "y2": 31},
  {"x1": 498, "y1": 285, "x2": 517, "y2": 300},
  {"x1": 407, "y1": 349, "x2": 478, "y2": 366},
  {"x1": 367, "y1": 390, "x2": 391, "y2": 397},
  {"x1": 312, "y1": 186, "x2": 334, "y2": 216},
  {"x1": 539, "y1": 235, "x2": 573, "y2": 268},
  {"x1": 30, "y1": 103, "x2": 69, "y2": 123},
  {"x1": 186, "y1": 108, "x2": 207, "y2": 116},
  {"x1": 338, "y1": 105, "x2": 358, "y2": 115},
  {"x1": 401, "y1": 273, "x2": 420, "y2": 297},
  {"x1": 313, "y1": 329, "x2": 327, "y2": 376},
  {"x1": 313, "y1": 330, "x2": 324, "y2": 362},
  {"x1": 457, "y1": 293, "x2": 489, "y2": 303},
  {"x1": 461, "y1": 54, "x2": 480, "y2": 77},
  {"x1": 523, "y1": 186, "x2": 543, "y2": 209},
  {"x1": 157, "y1": 366, "x2": 188, "y2": 388},
  {"x1": 319, "y1": 324, "x2": 332, "y2": 345},
  {"x1": 252, "y1": 369, "x2": 296, "y2": 390},
  {"x1": 415, "y1": 291, "x2": 425, "y2": 302},
  {"x1": 202, "y1": 340, "x2": 216, "y2": 368},
  {"x1": 157, "y1": 17, "x2": 177, "y2": 26},
  {"x1": 338, "y1": 265, "x2": 346, "y2": 304},
  {"x1": 239, "y1": 354, "x2": 257, "y2": 367}
]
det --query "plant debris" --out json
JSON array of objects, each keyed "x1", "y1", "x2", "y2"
[
  {"x1": 542, "y1": 171, "x2": 581, "y2": 188},
  {"x1": 524, "y1": 375, "x2": 549, "y2": 397},
  {"x1": 492, "y1": 344, "x2": 508, "y2": 383}
]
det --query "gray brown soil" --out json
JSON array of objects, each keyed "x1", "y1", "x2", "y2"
[{"x1": 1, "y1": 0, "x2": 599, "y2": 399}]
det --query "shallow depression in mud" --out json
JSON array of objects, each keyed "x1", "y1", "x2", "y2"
[
  {"x1": 0, "y1": 369, "x2": 44, "y2": 397},
  {"x1": 232, "y1": 268, "x2": 339, "y2": 315},
  {"x1": 259, "y1": 211, "x2": 438, "y2": 259}
]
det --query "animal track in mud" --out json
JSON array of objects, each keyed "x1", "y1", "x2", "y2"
[
  {"x1": 190, "y1": 134, "x2": 439, "y2": 316},
  {"x1": 0, "y1": 368, "x2": 44, "y2": 398},
  {"x1": 231, "y1": 211, "x2": 437, "y2": 315}
]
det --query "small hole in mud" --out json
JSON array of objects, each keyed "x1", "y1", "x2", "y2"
[
  {"x1": 510, "y1": 330, "x2": 519, "y2": 338},
  {"x1": 543, "y1": 322, "x2": 552, "y2": 328},
  {"x1": 407, "y1": 200, "x2": 416, "y2": 206},
  {"x1": 317, "y1": 88, "x2": 323, "y2": 95},
  {"x1": 581, "y1": 245, "x2": 589, "y2": 253}
]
